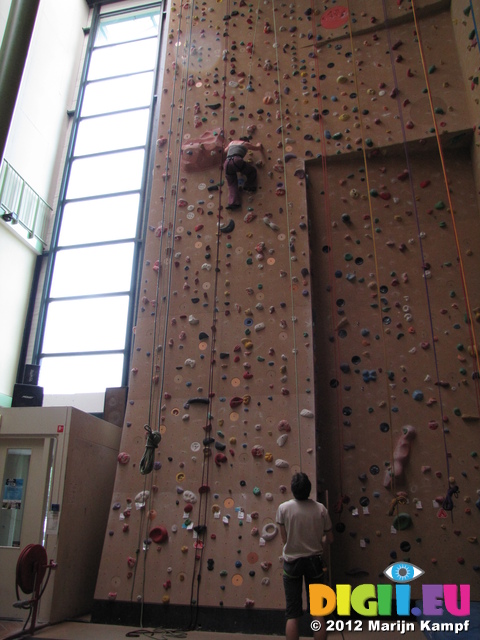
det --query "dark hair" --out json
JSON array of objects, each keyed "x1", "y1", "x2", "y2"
[{"x1": 291, "y1": 472, "x2": 311, "y2": 500}]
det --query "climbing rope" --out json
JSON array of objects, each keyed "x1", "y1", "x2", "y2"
[
  {"x1": 140, "y1": 424, "x2": 162, "y2": 475},
  {"x1": 345, "y1": 1, "x2": 399, "y2": 505},
  {"x1": 126, "y1": 629, "x2": 188, "y2": 639},
  {"x1": 309, "y1": 0, "x2": 347, "y2": 513},
  {"x1": 133, "y1": 1, "x2": 196, "y2": 624},
  {"x1": 469, "y1": 1, "x2": 480, "y2": 59},
  {"x1": 185, "y1": 1, "x2": 234, "y2": 627},
  {"x1": 271, "y1": 0, "x2": 305, "y2": 472},
  {"x1": 412, "y1": 0, "x2": 480, "y2": 394}
]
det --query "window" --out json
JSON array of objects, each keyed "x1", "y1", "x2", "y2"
[{"x1": 34, "y1": 3, "x2": 163, "y2": 409}]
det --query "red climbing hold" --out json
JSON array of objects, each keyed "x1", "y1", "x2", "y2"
[{"x1": 320, "y1": 6, "x2": 349, "y2": 29}]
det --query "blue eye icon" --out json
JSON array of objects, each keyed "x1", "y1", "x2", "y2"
[{"x1": 383, "y1": 562, "x2": 424, "y2": 583}]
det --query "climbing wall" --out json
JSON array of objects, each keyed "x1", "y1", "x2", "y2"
[{"x1": 94, "y1": 0, "x2": 480, "y2": 627}]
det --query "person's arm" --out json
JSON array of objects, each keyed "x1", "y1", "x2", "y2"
[
  {"x1": 279, "y1": 523, "x2": 287, "y2": 544},
  {"x1": 242, "y1": 141, "x2": 263, "y2": 152},
  {"x1": 323, "y1": 529, "x2": 334, "y2": 545}
]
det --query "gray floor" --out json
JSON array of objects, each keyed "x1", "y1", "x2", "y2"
[{"x1": 0, "y1": 618, "x2": 428, "y2": 640}]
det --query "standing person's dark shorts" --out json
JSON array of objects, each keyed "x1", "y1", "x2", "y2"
[{"x1": 283, "y1": 555, "x2": 328, "y2": 619}]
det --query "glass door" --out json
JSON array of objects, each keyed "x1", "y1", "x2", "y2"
[
  {"x1": 0, "y1": 438, "x2": 52, "y2": 619},
  {"x1": 0, "y1": 448, "x2": 32, "y2": 547}
]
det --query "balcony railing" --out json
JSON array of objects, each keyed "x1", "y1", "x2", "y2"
[{"x1": 0, "y1": 159, "x2": 52, "y2": 249}]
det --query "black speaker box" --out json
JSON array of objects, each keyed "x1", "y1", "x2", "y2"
[
  {"x1": 23, "y1": 364, "x2": 41, "y2": 386},
  {"x1": 12, "y1": 383, "x2": 44, "y2": 407}
]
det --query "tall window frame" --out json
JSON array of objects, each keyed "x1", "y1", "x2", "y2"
[{"x1": 33, "y1": 1, "x2": 165, "y2": 411}]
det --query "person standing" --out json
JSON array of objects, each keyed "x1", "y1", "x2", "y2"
[
  {"x1": 276, "y1": 472, "x2": 334, "y2": 640},
  {"x1": 223, "y1": 137, "x2": 263, "y2": 209}
]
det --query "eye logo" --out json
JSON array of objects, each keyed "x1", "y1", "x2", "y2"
[{"x1": 383, "y1": 562, "x2": 424, "y2": 583}]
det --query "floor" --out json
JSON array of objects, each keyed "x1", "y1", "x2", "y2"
[{"x1": 0, "y1": 617, "x2": 428, "y2": 640}]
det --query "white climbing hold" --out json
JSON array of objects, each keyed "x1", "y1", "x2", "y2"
[
  {"x1": 188, "y1": 315, "x2": 199, "y2": 325},
  {"x1": 275, "y1": 459, "x2": 290, "y2": 468},
  {"x1": 134, "y1": 490, "x2": 150, "y2": 506},
  {"x1": 300, "y1": 409, "x2": 314, "y2": 418},
  {"x1": 261, "y1": 522, "x2": 279, "y2": 540},
  {"x1": 254, "y1": 322, "x2": 266, "y2": 332},
  {"x1": 277, "y1": 434, "x2": 288, "y2": 447},
  {"x1": 183, "y1": 490, "x2": 197, "y2": 503},
  {"x1": 184, "y1": 358, "x2": 196, "y2": 368}
]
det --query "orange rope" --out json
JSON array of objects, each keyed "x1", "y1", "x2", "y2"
[
  {"x1": 346, "y1": 0, "x2": 399, "y2": 498},
  {"x1": 412, "y1": 0, "x2": 480, "y2": 385}
]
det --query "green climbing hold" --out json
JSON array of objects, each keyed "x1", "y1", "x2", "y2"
[
  {"x1": 428, "y1": 64, "x2": 436, "y2": 74},
  {"x1": 434, "y1": 201, "x2": 445, "y2": 210},
  {"x1": 393, "y1": 513, "x2": 412, "y2": 531}
]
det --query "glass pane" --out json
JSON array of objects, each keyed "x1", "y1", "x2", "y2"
[
  {"x1": 75, "y1": 110, "x2": 149, "y2": 155},
  {"x1": 95, "y1": 9, "x2": 160, "y2": 47},
  {"x1": 67, "y1": 149, "x2": 145, "y2": 199},
  {"x1": 39, "y1": 354, "x2": 124, "y2": 394},
  {"x1": 50, "y1": 243, "x2": 135, "y2": 297},
  {"x1": 58, "y1": 194, "x2": 140, "y2": 246},
  {"x1": 89, "y1": 39, "x2": 158, "y2": 80},
  {"x1": 42, "y1": 296, "x2": 130, "y2": 353},
  {"x1": 82, "y1": 72, "x2": 154, "y2": 116},
  {"x1": 0, "y1": 450, "x2": 31, "y2": 547}
]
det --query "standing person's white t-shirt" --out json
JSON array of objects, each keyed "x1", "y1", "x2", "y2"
[{"x1": 276, "y1": 498, "x2": 332, "y2": 562}]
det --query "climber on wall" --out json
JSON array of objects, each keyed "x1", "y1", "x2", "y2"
[
  {"x1": 223, "y1": 137, "x2": 263, "y2": 209},
  {"x1": 276, "y1": 472, "x2": 334, "y2": 640}
]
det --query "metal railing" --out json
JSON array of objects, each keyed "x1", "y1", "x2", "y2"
[{"x1": 0, "y1": 159, "x2": 52, "y2": 247}]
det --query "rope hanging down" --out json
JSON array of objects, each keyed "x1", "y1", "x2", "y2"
[{"x1": 140, "y1": 424, "x2": 162, "y2": 475}]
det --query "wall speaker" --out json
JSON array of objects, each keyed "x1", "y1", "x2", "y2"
[
  {"x1": 23, "y1": 364, "x2": 41, "y2": 386},
  {"x1": 12, "y1": 384, "x2": 44, "y2": 407}
]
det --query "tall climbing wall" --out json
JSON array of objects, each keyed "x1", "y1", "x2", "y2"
[{"x1": 94, "y1": 0, "x2": 480, "y2": 628}]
